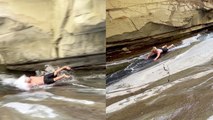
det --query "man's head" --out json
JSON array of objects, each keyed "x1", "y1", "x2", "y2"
[
  {"x1": 25, "y1": 77, "x2": 31, "y2": 83},
  {"x1": 152, "y1": 46, "x2": 157, "y2": 52}
]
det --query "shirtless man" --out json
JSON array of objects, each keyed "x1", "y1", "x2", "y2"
[
  {"x1": 146, "y1": 44, "x2": 174, "y2": 61},
  {"x1": 25, "y1": 66, "x2": 72, "y2": 87}
]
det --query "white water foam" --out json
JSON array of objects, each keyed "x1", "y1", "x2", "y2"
[
  {"x1": 72, "y1": 83, "x2": 89, "y2": 88},
  {"x1": 0, "y1": 74, "x2": 63, "y2": 91},
  {"x1": 107, "y1": 57, "x2": 139, "y2": 67},
  {"x1": 77, "y1": 88, "x2": 106, "y2": 95},
  {"x1": 169, "y1": 34, "x2": 201, "y2": 51},
  {"x1": 3, "y1": 102, "x2": 58, "y2": 118},
  {"x1": 52, "y1": 96, "x2": 95, "y2": 105},
  {"x1": 6, "y1": 91, "x2": 95, "y2": 105},
  {"x1": 1, "y1": 75, "x2": 30, "y2": 91},
  {"x1": 207, "y1": 115, "x2": 213, "y2": 120}
]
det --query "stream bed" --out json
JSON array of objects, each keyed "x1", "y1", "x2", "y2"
[
  {"x1": 0, "y1": 65, "x2": 105, "y2": 120},
  {"x1": 106, "y1": 32, "x2": 213, "y2": 120}
]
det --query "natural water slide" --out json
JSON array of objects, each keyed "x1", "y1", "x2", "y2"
[
  {"x1": 0, "y1": 65, "x2": 105, "y2": 120},
  {"x1": 106, "y1": 32, "x2": 213, "y2": 120}
]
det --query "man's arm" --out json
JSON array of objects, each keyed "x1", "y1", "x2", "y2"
[
  {"x1": 154, "y1": 52, "x2": 161, "y2": 61},
  {"x1": 54, "y1": 66, "x2": 71, "y2": 76},
  {"x1": 146, "y1": 52, "x2": 154, "y2": 59},
  {"x1": 53, "y1": 74, "x2": 71, "y2": 81},
  {"x1": 53, "y1": 75, "x2": 64, "y2": 81}
]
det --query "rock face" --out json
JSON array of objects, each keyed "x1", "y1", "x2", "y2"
[
  {"x1": 0, "y1": 0, "x2": 105, "y2": 65},
  {"x1": 107, "y1": 0, "x2": 213, "y2": 47}
]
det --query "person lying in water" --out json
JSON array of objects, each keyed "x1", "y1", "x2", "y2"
[
  {"x1": 146, "y1": 44, "x2": 175, "y2": 61},
  {"x1": 25, "y1": 66, "x2": 72, "y2": 87}
]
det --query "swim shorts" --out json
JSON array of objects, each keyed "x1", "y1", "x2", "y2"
[
  {"x1": 160, "y1": 48, "x2": 168, "y2": 54},
  {"x1": 43, "y1": 73, "x2": 56, "y2": 84}
]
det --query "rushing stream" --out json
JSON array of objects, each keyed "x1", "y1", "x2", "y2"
[
  {"x1": 106, "y1": 32, "x2": 213, "y2": 120},
  {"x1": 0, "y1": 65, "x2": 105, "y2": 120}
]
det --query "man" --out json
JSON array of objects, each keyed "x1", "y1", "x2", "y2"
[
  {"x1": 25, "y1": 66, "x2": 72, "y2": 87},
  {"x1": 146, "y1": 44, "x2": 174, "y2": 61}
]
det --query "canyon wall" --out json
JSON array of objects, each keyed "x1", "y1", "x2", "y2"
[
  {"x1": 0, "y1": 0, "x2": 105, "y2": 65},
  {"x1": 107, "y1": 0, "x2": 213, "y2": 48}
]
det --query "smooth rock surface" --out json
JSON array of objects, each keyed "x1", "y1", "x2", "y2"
[
  {"x1": 107, "y1": 35, "x2": 213, "y2": 99},
  {"x1": 0, "y1": 0, "x2": 105, "y2": 65}
]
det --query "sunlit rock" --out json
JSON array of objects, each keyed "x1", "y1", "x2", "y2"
[{"x1": 0, "y1": 0, "x2": 105, "y2": 65}]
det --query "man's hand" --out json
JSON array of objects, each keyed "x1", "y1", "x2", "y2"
[
  {"x1": 153, "y1": 59, "x2": 157, "y2": 61},
  {"x1": 63, "y1": 74, "x2": 72, "y2": 78},
  {"x1": 63, "y1": 66, "x2": 71, "y2": 70}
]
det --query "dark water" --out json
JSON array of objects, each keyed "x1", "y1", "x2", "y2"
[
  {"x1": 106, "y1": 57, "x2": 155, "y2": 85},
  {"x1": 0, "y1": 65, "x2": 105, "y2": 120}
]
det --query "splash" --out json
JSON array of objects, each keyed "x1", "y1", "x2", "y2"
[
  {"x1": 1, "y1": 75, "x2": 30, "y2": 91},
  {"x1": 0, "y1": 65, "x2": 76, "y2": 91},
  {"x1": 4, "y1": 91, "x2": 96, "y2": 105}
]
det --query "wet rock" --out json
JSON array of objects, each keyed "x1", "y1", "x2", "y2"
[
  {"x1": 122, "y1": 47, "x2": 131, "y2": 53},
  {"x1": 107, "y1": 36, "x2": 213, "y2": 98},
  {"x1": 6, "y1": 54, "x2": 105, "y2": 71}
]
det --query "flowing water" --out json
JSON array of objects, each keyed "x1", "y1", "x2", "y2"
[
  {"x1": 106, "y1": 32, "x2": 213, "y2": 120},
  {"x1": 0, "y1": 65, "x2": 105, "y2": 120}
]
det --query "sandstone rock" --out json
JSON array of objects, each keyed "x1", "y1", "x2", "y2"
[
  {"x1": 58, "y1": 31, "x2": 105, "y2": 58},
  {"x1": 0, "y1": 17, "x2": 28, "y2": 34},
  {"x1": 64, "y1": 0, "x2": 105, "y2": 34},
  {"x1": 107, "y1": 0, "x2": 213, "y2": 42},
  {"x1": 6, "y1": 54, "x2": 105, "y2": 71},
  {"x1": 0, "y1": 26, "x2": 53, "y2": 64},
  {"x1": 0, "y1": 0, "x2": 105, "y2": 67},
  {"x1": 122, "y1": 47, "x2": 131, "y2": 53}
]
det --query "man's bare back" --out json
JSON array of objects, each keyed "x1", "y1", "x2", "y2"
[
  {"x1": 26, "y1": 76, "x2": 44, "y2": 86},
  {"x1": 146, "y1": 44, "x2": 175, "y2": 61}
]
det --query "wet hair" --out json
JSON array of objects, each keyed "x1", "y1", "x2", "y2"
[
  {"x1": 25, "y1": 77, "x2": 31, "y2": 83},
  {"x1": 152, "y1": 46, "x2": 157, "y2": 51}
]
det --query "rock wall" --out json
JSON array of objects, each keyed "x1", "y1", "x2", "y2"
[
  {"x1": 0, "y1": 0, "x2": 105, "y2": 65},
  {"x1": 107, "y1": 0, "x2": 213, "y2": 46}
]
